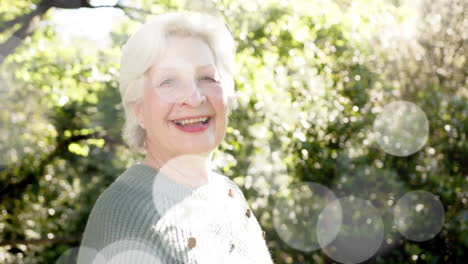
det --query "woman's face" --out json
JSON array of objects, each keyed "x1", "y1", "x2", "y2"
[{"x1": 133, "y1": 35, "x2": 228, "y2": 161}]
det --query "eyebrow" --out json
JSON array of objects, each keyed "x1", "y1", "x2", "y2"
[{"x1": 156, "y1": 64, "x2": 215, "y2": 72}]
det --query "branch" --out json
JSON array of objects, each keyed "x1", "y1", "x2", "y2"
[
  {"x1": 0, "y1": 236, "x2": 82, "y2": 247},
  {"x1": 43, "y1": 0, "x2": 152, "y2": 12},
  {"x1": 106, "y1": 4, "x2": 158, "y2": 22},
  {"x1": 42, "y1": 0, "x2": 93, "y2": 9},
  {"x1": 116, "y1": 4, "x2": 156, "y2": 16},
  {"x1": 0, "y1": 5, "x2": 50, "y2": 64},
  {"x1": 0, "y1": 12, "x2": 39, "y2": 34}
]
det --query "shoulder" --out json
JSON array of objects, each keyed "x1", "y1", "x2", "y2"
[
  {"x1": 211, "y1": 171, "x2": 237, "y2": 187},
  {"x1": 83, "y1": 164, "x2": 160, "y2": 231},
  {"x1": 91, "y1": 166, "x2": 157, "y2": 220},
  {"x1": 97, "y1": 164, "x2": 157, "y2": 204},
  {"x1": 79, "y1": 165, "x2": 162, "y2": 251}
]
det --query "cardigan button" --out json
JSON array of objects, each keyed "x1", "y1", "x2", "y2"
[
  {"x1": 228, "y1": 188, "x2": 234, "y2": 197},
  {"x1": 245, "y1": 208, "x2": 251, "y2": 218},
  {"x1": 230, "y1": 242, "x2": 235, "y2": 253},
  {"x1": 188, "y1": 237, "x2": 196, "y2": 249}
]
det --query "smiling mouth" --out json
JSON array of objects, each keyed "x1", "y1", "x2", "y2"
[{"x1": 171, "y1": 117, "x2": 211, "y2": 127}]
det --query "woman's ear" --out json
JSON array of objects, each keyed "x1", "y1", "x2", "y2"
[{"x1": 131, "y1": 102, "x2": 145, "y2": 129}]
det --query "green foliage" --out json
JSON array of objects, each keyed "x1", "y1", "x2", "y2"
[{"x1": 0, "y1": 0, "x2": 466, "y2": 263}]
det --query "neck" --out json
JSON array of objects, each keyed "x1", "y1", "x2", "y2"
[{"x1": 142, "y1": 150, "x2": 212, "y2": 189}]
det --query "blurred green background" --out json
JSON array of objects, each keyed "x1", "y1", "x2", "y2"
[{"x1": 0, "y1": 0, "x2": 466, "y2": 263}]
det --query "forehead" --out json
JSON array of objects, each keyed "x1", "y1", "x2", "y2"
[{"x1": 155, "y1": 35, "x2": 216, "y2": 70}]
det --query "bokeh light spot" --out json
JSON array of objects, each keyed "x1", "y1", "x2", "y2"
[
  {"x1": 317, "y1": 196, "x2": 384, "y2": 264},
  {"x1": 393, "y1": 190, "x2": 445, "y2": 242},
  {"x1": 107, "y1": 250, "x2": 161, "y2": 264},
  {"x1": 95, "y1": 239, "x2": 162, "y2": 264},
  {"x1": 152, "y1": 155, "x2": 229, "y2": 219},
  {"x1": 151, "y1": 155, "x2": 242, "y2": 262},
  {"x1": 273, "y1": 182, "x2": 339, "y2": 252},
  {"x1": 56, "y1": 246, "x2": 104, "y2": 264},
  {"x1": 373, "y1": 100, "x2": 429, "y2": 157}
]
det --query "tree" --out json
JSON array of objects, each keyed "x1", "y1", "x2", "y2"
[
  {"x1": 0, "y1": 0, "x2": 154, "y2": 64},
  {"x1": 0, "y1": 0, "x2": 466, "y2": 263}
]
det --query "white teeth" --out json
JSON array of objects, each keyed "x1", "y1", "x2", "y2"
[{"x1": 174, "y1": 117, "x2": 209, "y2": 125}]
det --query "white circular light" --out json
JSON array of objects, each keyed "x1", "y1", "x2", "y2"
[
  {"x1": 373, "y1": 100, "x2": 429, "y2": 157},
  {"x1": 317, "y1": 196, "x2": 384, "y2": 264},
  {"x1": 273, "y1": 182, "x2": 340, "y2": 252},
  {"x1": 394, "y1": 190, "x2": 445, "y2": 242},
  {"x1": 150, "y1": 155, "x2": 237, "y2": 263},
  {"x1": 57, "y1": 246, "x2": 104, "y2": 264},
  {"x1": 152, "y1": 155, "x2": 228, "y2": 221},
  {"x1": 96, "y1": 239, "x2": 163, "y2": 264},
  {"x1": 107, "y1": 250, "x2": 162, "y2": 264},
  {"x1": 332, "y1": 166, "x2": 407, "y2": 254}
]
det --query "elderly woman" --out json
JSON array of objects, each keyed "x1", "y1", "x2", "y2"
[{"x1": 77, "y1": 12, "x2": 274, "y2": 264}]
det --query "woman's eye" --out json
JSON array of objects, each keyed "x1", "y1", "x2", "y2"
[
  {"x1": 199, "y1": 76, "x2": 217, "y2": 82},
  {"x1": 160, "y1": 79, "x2": 174, "y2": 86}
]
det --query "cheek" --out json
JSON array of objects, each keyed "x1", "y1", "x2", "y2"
[
  {"x1": 208, "y1": 83, "x2": 227, "y2": 99},
  {"x1": 214, "y1": 103, "x2": 228, "y2": 135},
  {"x1": 210, "y1": 88, "x2": 228, "y2": 111},
  {"x1": 144, "y1": 93, "x2": 173, "y2": 122},
  {"x1": 212, "y1": 97, "x2": 227, "y2": 117}
]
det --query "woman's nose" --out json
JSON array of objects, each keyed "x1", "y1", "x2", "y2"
[{"x1": 180, "y1": 81, "x2": 206, "y2": 106}]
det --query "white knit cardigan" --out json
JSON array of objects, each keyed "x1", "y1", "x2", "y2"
[{"x1": 77, "y1": 164, "x2": 275, "y2": 263}]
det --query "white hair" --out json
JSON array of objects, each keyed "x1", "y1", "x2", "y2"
[{"x1": 118, "y1": 12, "x2": 236, "y2": 154}]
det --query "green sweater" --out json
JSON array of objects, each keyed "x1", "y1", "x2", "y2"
[{"x1": 77, "y1": 164, "x2": 274, "y2": 263}]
